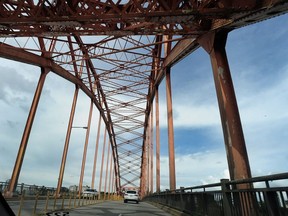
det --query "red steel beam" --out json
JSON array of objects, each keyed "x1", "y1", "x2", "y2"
[
  {"x1": 198, "y1": 31, "x2": 252, "y2": 186},
  {"x1": 98, "y1": 130, "x2": 107, "y2": 199},
  {"x1": 56, "y1": 86, "x2": 79, "y2": 196},
  {"x1": 91, "y1": 114, "x2": 102, "y2": 189},
  {"x1": 78, "y1": 100, "x2": 93, "y2": 198},
  {"x1": 5, "y1": 68, "x2": 49, "y2": 197}
]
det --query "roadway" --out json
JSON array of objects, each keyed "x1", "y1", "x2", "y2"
[
  {"x1": 7, "y1": 200, "x2": 172, "y2": 216},
  {"x1": 68, "y1": 201, "x2": 172, "y2": 216}
]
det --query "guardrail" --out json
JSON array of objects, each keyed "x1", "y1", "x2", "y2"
[
  {"x1": 0, "y1": 182, "x2": 58, "y2": 196},
  {"x1": 144, "y1": 172, "x2": 288, "y2": 216},
  {"x1": 0, "y1": 182, "x2": 120, "y2": 216}
]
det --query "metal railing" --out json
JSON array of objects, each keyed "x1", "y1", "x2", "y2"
[
  {"x1": 144, "y1": 172, "x2": 288, "y2": 216},
  {"x1": 0, "y1": 182, "x2": 58, "y2": 196},
  {"x1": 0, "y1": 182, "x2": 120, "y2": 216}
]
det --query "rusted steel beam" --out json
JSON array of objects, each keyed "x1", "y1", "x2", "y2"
[
  {"x1": 198, "y1": 31, "x2": 252, "y2": 187},
  {"x1": 111, "y1": 172, "x2": 115, "y2": 195},
  {"x1": 1, "y1": 0, "x2": 286, "y2": 36},
  {"x1": 166, "y1": 67, "x2": 176, "y2": 191},
  {"x1": 146, "y1": 117, "x2": 150, "y2": 193},
  {"x1": 164, "y1": 34, "x2": 176, "y2": 191},
  {"x1": 140, "y1": 135, "x2": 148, "y2": 198},
  {"x1": 5, "y1": 67, "x2": 49, "y2": 197},
  {"x1": 91, "y1": 115, "x2": 102, "y2": 189},
  {"x1": 56, "y1": 85, "x2": 79, "y2": 197},
  {"x1": 150, "y1": 106, "x2": 154, "y2": 193},
  {"x1": 155, "y1": 88, "x2": 161, "y2": 193},
  {"x1": 78, "y1": 100, "x2": 93, "y2": 198},
  {"x1": 108, "y1": 151, "x2": 113, "y2": 199},
  {"x1": 104, "y1": 139, "x2": 111, "y2": 200},
  {"x1": 98, "y1": 130, "x2": 108, "y2": 199}
]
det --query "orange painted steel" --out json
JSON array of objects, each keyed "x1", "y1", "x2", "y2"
[
  {"x1": 98, "y1": 130, "x2": 108, "y2": 199},
  {"x1": 56, "y1": 86, "x2": 79, "y2": 197},
  {"x1": 198, "y1": 31, "x2": 252, "y2": 185},
  {"x1": 0, "y1": 0, "x2": 287, "y2": 196},
  {"x1": 150, "y1": 105, "x2": 154, "y2": 193},
  {"x1": 108, "y1": 149, "x2": 114, "y2": 199},
  {"x1": 165, "y1": 67, "x2": 176, "y2": 191},
  {"x1": 78, "y1": 100, "x2": 93, "y2": 198},
  {"x1": 155, "y1": 88, "x2": 161, "y2": 193},
  {"x1": 6, "y1": 68, "x2": 49, "y2": 197},
  {"x1": 104, "y1": 137, "x2": 111, "y2": 199},
  {"x1": 91, "y1": 115, "x2": 102, "y2": 189}
]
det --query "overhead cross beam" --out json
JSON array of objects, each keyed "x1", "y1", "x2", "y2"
[{"x1": 1, "y1": 0, "x2": 287, "y2": 36}]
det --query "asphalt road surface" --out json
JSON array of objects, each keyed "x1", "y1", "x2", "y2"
[
  {"x1": 7, "y1": 200, "x2": 172, "y2": 216},
  {"x1": 67, "y1": 201, "x2": 172, "y2": 216}
]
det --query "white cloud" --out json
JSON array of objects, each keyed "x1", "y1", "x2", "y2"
[{"x1": 157, "y1": 150, "x2": 228, "y2": 190}]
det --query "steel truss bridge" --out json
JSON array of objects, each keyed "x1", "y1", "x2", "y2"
[{"x1": 0, "y1": 0, "x2": 287, "y2": 199}]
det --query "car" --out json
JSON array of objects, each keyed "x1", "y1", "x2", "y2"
[
  {"x1": 82, "y1": 189, "x2": 98, "y2": 197},
  {"x1": 123, "y1": 190, "x2": 140, "y2": 204}
]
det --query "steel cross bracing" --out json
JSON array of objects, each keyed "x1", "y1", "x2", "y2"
[{"x1": 0, "y1": 0, "x2": 288, "y2": 192}]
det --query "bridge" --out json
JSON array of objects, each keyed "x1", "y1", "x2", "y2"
[{"x1": 0, "y1": 0, "x2": 288, "y2": 215}]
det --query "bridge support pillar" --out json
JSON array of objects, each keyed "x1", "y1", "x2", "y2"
[
  {"x1": 98, "y1": 130, "x2": 108, "y2": 199},
  {"x1": 78, "y1": 100, "x2": 93, "y2": 198},
  {"x1": 92, "y1": 114, "x2": 102, "y2": 189},
  {"x1": 198, "y1": 31, "x2": 252, "y2": 185},
  {"x1": 5, "y1": 68, "x2": 49, "y2": 197},
  {"x1": 155, "y1": 88, "x2": 161, "y2": 193},
  {"x1": 166, "y1": 67, "x2": 176, "y2": 191},
  {"x1": 140, "y1": 129, "x2": 148, "y2": 198},
  {"x1": 164, "y1": 35, "x2": 176, "y2": 191},
  {"x1": 56, "y1": 85, "x2": 79, "y2": 196}
]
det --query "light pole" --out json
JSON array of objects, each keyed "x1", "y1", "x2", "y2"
[{"x1": 72, "y1": 126, "x2": 88, "y2": 129}]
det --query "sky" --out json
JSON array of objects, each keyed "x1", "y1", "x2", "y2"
[{"x1": 0, "y1": 13, "x2": 288, "y2": 192}]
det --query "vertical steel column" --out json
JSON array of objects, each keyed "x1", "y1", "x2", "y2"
[
  {"x1": 104, "y1": 140, "x2": 111, "y2": 200},
  {"x1": 98, "y1": 130, "x2": 107, "y2": 199},
  {"x1": 78, "y1": 100, "x2": 93, "y2": 197},
  {"x1": 198, "y1": 31, "x2": 252, "y2": 185},
  {"x1": 111, "y1": 172, "x2": 115, "y2": 195},
  {"x1": 56, "y1": 86, "x2": 79, "y2": 196},
  {"x1": 140, "y1": 136, "x2": 148, "y2": 198},
  {"x1": 155, "y1": 87, "x2": 161, "y2": 192},
  {"x1": 91, "y1": 115, "x2": 102, "y2": 189},
  {"x1": 150, "y1": 105, "x2": 154, "y2": 193},
  {"x1": 154, "y1": 35, "x2": 162, "y2": 193},
  {"x1": 6, "y1": 68, "x2": 49, "y2": 197},
  {"x1": 146, "y1": 118, "x2": 150, "y2": 193},
  {"x1": 108, "y1": 153, "x2": 113, "y2": 199},
  {"x1": 164, "y1": 35, "x2": 176, "y2": 191},
  {"x1": 166, "y1": 67, "x2": 176, "y2": 191}
]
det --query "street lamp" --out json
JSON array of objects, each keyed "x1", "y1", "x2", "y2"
[{"x1": 72, "y1": 126, "x2": 88, "y2": 129}]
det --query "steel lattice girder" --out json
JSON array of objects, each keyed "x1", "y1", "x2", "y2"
[
  {"x1": 0, "y1": 0, "x2": 287, "y2": 36},
  {"x1": 0, "y1": 0, "x2": 288, "y2": 191}
]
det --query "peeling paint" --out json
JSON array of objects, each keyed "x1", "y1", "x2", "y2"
[
  {"x1": 218, "y1": 66, "x2": 225, "y2": 81},
  {"x1": 226, "y1": 120, "x2": 232, "y2": 148}
]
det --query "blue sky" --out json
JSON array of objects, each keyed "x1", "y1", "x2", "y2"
[{"x1": 0, "y1": 13, "x2": 288, "y2": 191}]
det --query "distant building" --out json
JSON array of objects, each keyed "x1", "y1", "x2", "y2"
[{"x1": 69, "y1": 185, "x2": 78, "y2": 193}]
